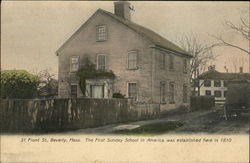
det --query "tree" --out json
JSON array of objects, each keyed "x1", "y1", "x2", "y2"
[
  {"x1": 178, "y1": 34, "x2": 216, "y2": 95},
  {"x1": 37, "y1": 69, "x2": 58, "y2": 98},
  {"x1": 212, "y1": 19, "x2": 249, "y2": 55},
  {"x1": 0, "y1": 70, "x2": 40, "y2": 99},
  {"x1": 211, "y1": 10, "x2": 250, "y2": 71}
]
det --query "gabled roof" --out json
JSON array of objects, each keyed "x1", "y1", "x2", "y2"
[
  {"x1": 198, "y1": 70, "x2": 250, "y2": 80},
  {"x1": 99, "y1": 9, "x2": 191, "y2": 57},
  {"x1": 57, "y1": 9, "x2": 191, "y2": 57}
]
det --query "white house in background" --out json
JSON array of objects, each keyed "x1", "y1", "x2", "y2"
[{"x1": 197, "y1": 66, "x2": 250, "y2": 105}]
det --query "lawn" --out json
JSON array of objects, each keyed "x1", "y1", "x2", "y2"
[{"x1": 112, "y1": 121, "x2": 183, "y2": 136}]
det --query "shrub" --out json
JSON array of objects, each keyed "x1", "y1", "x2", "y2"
[
  {"x1": 112, "y1": 92, "x2": 125, "y2": 98},
  {"x1": 0, "y1": 70, "x2": 40, "y2": 99}
]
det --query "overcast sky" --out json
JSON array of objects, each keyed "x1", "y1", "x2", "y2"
[{"x1": 1, "y1": 1, "x2": 249, "y2": 76}]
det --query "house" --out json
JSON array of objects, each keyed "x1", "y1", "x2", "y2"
[
  {"x1": 197, "y1": 66, "x2": 250, "y2": 105},
  {"x1": 56, "y1": 1, "x2": 192, "y2": 111}
]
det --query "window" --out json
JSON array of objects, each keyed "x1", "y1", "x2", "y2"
[
  {"x1": 183, "y1": 59, "x2": 188, "y2": 73},
  {"x1": 128, "y1": 51, "x2": 137, "y2": 69},
  {"x1": 205, "y1": 90, "x2": 211, "y2": 96},
  {"x1": 204, "y1": 80, "x2": 211, "y2": 87},
  {"x1": 214, "y1": 90, "x2": 222, "y2": 97},
  {"x1": 90, "y1": 85, "x2": 104, "y2": 98},
  {"x1": 160, "y1": 53, "x2": 166, "y2": 70},
  {"x1": 223, "y1": 80, "x2": 228, "y2": 87},
  {"x1": 70, "y1": 56, "x2": 79, "y2": 72},
  {"x1": 97, "y1": 55, "x2": 107, "y2": 71},
  {"x1": 128, "y1": 83, "x2": 137, "y2": 99},
  {"x1": 214, "y1": 80, "x2": 221, "y2": 87},
  {"x1": 224, "y1": 91, "x2": 227, "y2": 97},
  {"x1": 96, "y1": 25, "x2": 107, "y2": 41},
  {"x1": 160, "y1": 81, "x2": 166, "y2": 103},
  {"x1": 70, "y1": 84, "x2": 77, "y2": 98},
  {"x1": 169, "y1": 55, "x2": 174, "y2": 70},
  {"x1": 169, "y1": 82, "x2": 175, "y2": 104},
  {"x1": 183, "y1": 84, "x2": 188, "y2": 103}
]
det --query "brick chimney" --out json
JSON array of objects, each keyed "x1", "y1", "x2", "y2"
[
  {"x1": 239, "y1": 67, "x2": 243, "y2": 73},
  {"x1": 114, "y1": 1, "x2": 131, "y2": 20},
  {"x1": 208, "y1": 65, "x2": 216, "y2": 71}
]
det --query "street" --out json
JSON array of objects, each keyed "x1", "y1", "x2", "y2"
[{"x1": 60, "y1": 108, "x2": 249, "y2": 135}]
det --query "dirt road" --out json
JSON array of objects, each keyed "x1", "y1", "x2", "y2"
[{"x1": 61, "y1": 108, "x2": 249, "y2": 135}]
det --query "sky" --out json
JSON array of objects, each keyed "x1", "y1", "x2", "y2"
[{"x1": 1, "y1": 1, "x2": 249, "y2": 76}]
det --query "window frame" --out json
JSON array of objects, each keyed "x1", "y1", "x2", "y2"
[
  {"x1": 223, "y1": 80, "x2": 228, "y2": 87},
  {"x1": 96, "y1": 25, "x2": 107, "y2": 42},
  {"x1": 160, "y1": 52, "x2": 166, "y2": 70},
  {"x1": 169, "y1": 55, "x2": 174, "y2": 70},
  {"x1": 97, "y1": 54, "x2": 107, "y2": 71},
  {"x1": 70, "y1": 84, "x2": 78, "y2": 98},
  {"x1": 205, "y1": 90, "x2": 212, "y2": 96},
  {"x1": 169, "y1": 82, "x2": 175, "y2": 104},
  {"x1": 160, "y1": 81, "x2": 167, "y2": 104},
  {"x1": 214, "y1": 80, "x2": 221, "y2": 87},
  {"x1": 214, "y1": 90, "x2": 222, "y2": 97},
  {"x1": 127, "y1": 82, "x2": 138, "y2": 100},
  {"x1": 204, "y1": 80, "x2": 211, "y2": 87},
  {"x1": 224, "y1": 91, "x2": 227, "y2": 97},
  {"x1": 70, "y1": 56, "x2": 80, "y2": 73},
  {"x1": 127, "y1": 51, "x2": 138, "y2": 70},
  {"x1": 183, "y1": 84, "x2": 188, "y2": 103}
]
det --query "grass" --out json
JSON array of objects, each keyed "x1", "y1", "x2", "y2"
[{"x1": 112, "y1": 121, "x2": 183, "y2": 136}]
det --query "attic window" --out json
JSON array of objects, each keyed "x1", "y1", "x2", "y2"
[
  {"x1": 96, "y1": 25, "x2": 107, "y2": 41},
  {"x1": 70, "y1": 56, "x2": 79, "y2": 72}
]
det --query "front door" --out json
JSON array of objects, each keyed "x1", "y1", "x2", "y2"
[{"x1": 90, "y1": 85, "x2": 104, "y2": 98}]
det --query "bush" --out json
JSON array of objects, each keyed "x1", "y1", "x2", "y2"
[
  {"x1": 0, "y1": 70, "x2": 40, "y2": 99},
  {"x1": 112, "y1": 92, "x2": 125, "y2": 98}
]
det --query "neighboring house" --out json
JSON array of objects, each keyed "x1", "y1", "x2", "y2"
[
  {"x1": 56, "y1": 1, "x2": 192, "y2": 111},
  {"x1": 197, "y1": 66, "x2": 250, "y2": 105}
]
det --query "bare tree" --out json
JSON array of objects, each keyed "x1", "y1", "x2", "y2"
[
  {"x1": 211, "y1": 10, "x2": 250, "y2": 71},
  {"x1": 212, "y1": 18, "x2": 249, "y2": 54},
  {"x1": 178, "y1": 34, "x2": 216, "y2": 95}
]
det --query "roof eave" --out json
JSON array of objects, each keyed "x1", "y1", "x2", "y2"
[
  {"x1": 56, "y1": 9, "x2": 102, "y2": 56},
  {"x1": 150, "y1": 45, "x2": 193, "y2": 58}
]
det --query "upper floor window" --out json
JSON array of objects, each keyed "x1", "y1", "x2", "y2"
[
  {"x1": 183, "y1": 59, "x2": 188, "y2": 73},
  {"x1": 169, "y1": 55, "x2": 174, "y2": 70},
  {"x1": 169, "y1": 82, "x2": 175, "y2": 104},
  {"x1": 96, "y1": 25, "x2": 107, "y2": 41},
  {"x1": 160, "y1": 81, "x2": 166, "y2": 103},
  {"x1": 70, "y1": 56, "x2": 79, "y2": 72},
  {"x1": 214, "y1": 80, "x2": 221, "y2": 87},
  {"x1": 223, "y1": 80, "x2": 228, "y2": 87},
  {"x1": 204, "y1": 80, "x2": 211, "y2": 87},
  {"x1": 128, "y1": 82, "x2": 137, "y2": 99},
  {"x1": 128, "y1": 51, "x2": 137, "y2": 69},
  {"x1": 224, "y1": 91, "x2": 227, "y2": 97},
  {"x1": 160, "y1": 53, "x2": 166, "y2": 70},
  {"x1": 97, "y1": 55, "x2": 107, "y2": 71}
]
